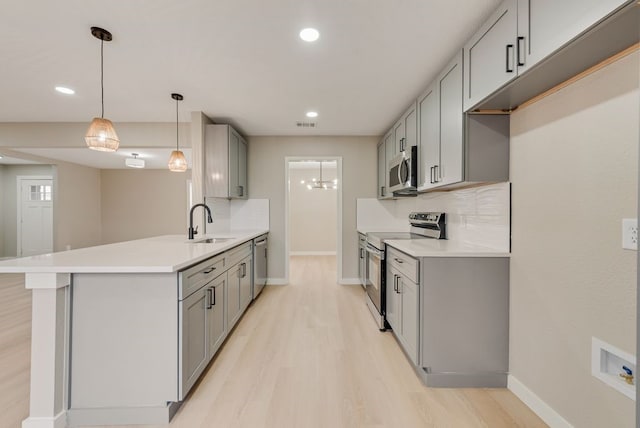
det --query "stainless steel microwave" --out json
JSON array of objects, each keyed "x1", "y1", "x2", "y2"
[{"x1": 388, "y1": 145, "x2": 417, "y2": 194}]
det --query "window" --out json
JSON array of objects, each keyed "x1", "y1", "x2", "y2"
[{"x1": 29, "y1": 185, "x2": 52, "y2": 201}]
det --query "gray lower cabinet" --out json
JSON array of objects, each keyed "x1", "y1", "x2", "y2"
[
  {"x1": 181, "y1": 283, "x2": 209, "y2": 398},
  {"x1": 386, "y1": 247, "x2": 420, "y2": 365},
  {"x1": 226, "y1": 243, "x2": 253, "y2": 330},
  {"x1": 358, "y1": 233, "x2": 367, "y2": 288},
  {"x1": 420, "y1": 257, "x2": 509, "y2": 388},
  {"x1": 206, "y1": 273, "x2": 227, "y2": 360}
]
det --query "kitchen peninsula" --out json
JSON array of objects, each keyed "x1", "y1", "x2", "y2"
[{"x1": 0, "y1": 230, "x2": 268, "y2": 427}]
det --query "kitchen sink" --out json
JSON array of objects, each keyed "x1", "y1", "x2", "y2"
[{"x1": 190, "y1": 237, "x2": 234, "y2": 244}]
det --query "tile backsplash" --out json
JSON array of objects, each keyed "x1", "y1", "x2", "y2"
[
  {"x1": 205, "y1": 198, "x2": 270, "y2": 233},
  {"x1": 357, "y1": 182, "x2": 510, "y2": 251}
]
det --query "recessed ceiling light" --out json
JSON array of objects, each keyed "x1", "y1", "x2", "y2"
[
  {"x1": 55, "y1": 86, "x2": 75, "y2": 95},
  {"x1": 306, "y1": 111, "x2": 318, "y2": 118},
  {"x1": 299, "y1": 28, "x2": 319, "y2": 42}
]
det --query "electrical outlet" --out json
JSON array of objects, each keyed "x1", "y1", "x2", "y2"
[{"x1": 622, "y1": 219, "x2": 638, "y2": 250}]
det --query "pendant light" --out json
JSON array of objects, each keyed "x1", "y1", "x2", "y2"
[
  {"x1": 85, "y1": 27, "x2": 120, "y2": 152},
  {"x1": 304, "y1": 161, "x2": 336, "y2": 190},
  {"x1": 168, "y1": 93, "x2": 187, "y2": 172}
]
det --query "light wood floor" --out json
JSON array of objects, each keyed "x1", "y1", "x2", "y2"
[{"x1": 1, "y1": 257, "x2": 547, "y2": 428}]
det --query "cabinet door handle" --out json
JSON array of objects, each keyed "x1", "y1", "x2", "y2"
[
  {"x1": 393, "y1": 274, "x2": 398, "y2": 292},
  {"x1": 434, "y1": 164, "x2": 440, "y2": 183},
  {"x1": 394, "y1": 258, "x2": 404, "y2": 264},
  {"x1": 381, "y1": 186, "x2": 385, "y2": 197},
  {"x1": 237, "y1": 185, "x2": 244, "y2": 197},
  {"x1": 359, "y1": 248, "x2": 364, "y2": 259},
  {"x1": 430, "y1": 166, "x2": 434, "y2": 184},
  {"x1": 203, "y1": 267, "x2": 216, "y2": 274},
  {"x1": 241, "y1": 262, "x2": 247, "y2": 278},
  {"x1": 517, "y1": 36, "x2": 525, "y2": 66},
  {"x1": 506, "y1": 44, "x2": 514, "y2": 73},
  {"x1": 400, "y1": 137, "x2": 405, "y2": 152},
  {"x1": 212, "y1": 286, "x2": 216, "y2": 306},
  {"x1": 206, "y1": 288, "x2": 213, "y2": 310}
]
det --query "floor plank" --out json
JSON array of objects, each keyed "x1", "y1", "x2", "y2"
[{"x1": 0, "y1": 257, "x2": 547, "y2": 428}]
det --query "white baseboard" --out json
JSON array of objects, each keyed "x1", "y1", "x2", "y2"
[
  {"x1": 22, "y1": 411, "x2": 67, "y2": 428},
  {"x1": 508, "y1": 375, "x2": 573, "y2": 428},
  {"x1": 267, "y1": 278, "x2": 288, "y2": 285},
  {"x1": 339, "y1": 278, "x2": 361, "y2": 285},
  {"x1": 289, "y1": 251, "x2": 336, "y2": 256}
]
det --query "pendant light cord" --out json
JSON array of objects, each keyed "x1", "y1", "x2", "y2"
[
  {"x1": 175, "y1": 98, "x2": 179, "y2": 150},
  {"x1": 100, "y1": 39, "x2": 104, "y2": 118}
]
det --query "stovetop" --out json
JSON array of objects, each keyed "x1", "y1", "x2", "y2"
[{"x1": 365, "y1": 232, "x2": 418, "y2": 250}]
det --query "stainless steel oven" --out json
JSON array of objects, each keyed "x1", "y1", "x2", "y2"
[{"x1": 364, "y1": 213, "x2": 446, "y2": 330}]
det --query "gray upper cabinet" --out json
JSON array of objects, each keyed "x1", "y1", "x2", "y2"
[
  {"x1": 464, "y1": 0, "x2": 634, "y2": 111},
  {"x1": 417, "y1": 82, "x2": 438, "y2": 189},
  {"x1": 377, "y1": 140, "x2": 387, "y2": 199},
  {"x1": 204, "y1": 124, "x2": 248, "y2": 199},
  {"x1": 463, "y1": 0, "x2": 519, "y2": 111},
  {"x1": 393, "y1": 102, "x2": 418, "y2": 155},
  {"x1": 517, "y1": 0, "x2": 630, "y2": 73}
]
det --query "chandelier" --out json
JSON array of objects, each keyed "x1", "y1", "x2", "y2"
[{"x1": 300, "y1": 161, "x2": 338, "y2": 190}]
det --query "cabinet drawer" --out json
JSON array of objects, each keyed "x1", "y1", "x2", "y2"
[
  {"x1": 226, "y1": 242, "x2": 252, "y2": 267},
  {"x1": 387, "y1": 247, "x2": 419, "y2": 283},
  {"x1": 179, "y1": 254, "x2": 226, "y2": 300}
]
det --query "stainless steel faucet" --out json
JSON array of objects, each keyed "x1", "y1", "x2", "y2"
[{"x1": 188, "y1": 203, "x2": 213, "y2": 240}]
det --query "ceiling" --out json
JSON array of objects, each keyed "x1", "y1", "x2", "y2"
[{"x1": 0, "y1": 0, "x2": 500, "y2": 138}]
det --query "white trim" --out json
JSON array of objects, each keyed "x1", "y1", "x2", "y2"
[
  {"x1": 284, "y1": 156, "x2": 343, "y2": 285},
  {"x1": 16, "y1": 175, "x2": 54, "y2": 257},
  {"x1": 267, "y1": 278, "x2": 288, "y2": 285},
  {"x1": 289, "y1": 251, "x2": 337, "y2": 256},
  {"x1": 339, "y1": 278, "x2": 361, "y2": 285},
  {"x1": 22, "y1": 411, "x2": 66, "y2": 428},
  {"x1": 25, "y1": 273, "x2": 70, "y2": 290},
  {"x1": 507, "y1": 375, "x2": 573, "y2": 428}
]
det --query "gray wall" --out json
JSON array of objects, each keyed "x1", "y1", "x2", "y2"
[
  {"x1": 249, "y1": 136, "x2": 378, "y2": 281},
  {"x1": 509, "y1": 51, "x2": 638, "y2": 427},
  {"x1": 100, "y1": 169, "x2": 191, "y2": 244}
]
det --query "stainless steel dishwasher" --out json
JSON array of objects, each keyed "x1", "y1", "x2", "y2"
[{"x1": 253, "y1": 234, "x2": 268, "y2": 299}]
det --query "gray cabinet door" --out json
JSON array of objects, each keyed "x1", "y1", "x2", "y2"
[
  {"x1": 207, "y1": 274, "x2": 227, "y2": 359},
  {"x1": 404, "y1": 104, "x2": 417, "y2": 150},
  {"x1": 517, "y1": 0, "x2": 628, "y2": 73},
  {"x1": 438, "y1": 51, "x2": 464, "y2": 187},
  {"x1": 399, "y1": 275, "x2": 419, "y2": 365},
  {"x1": 463, "y1": 0, "x2": 518, "y2": 111},
  {"x1": 229, "y1": 130, "x2": 240, "y2": 198},
  {"x1": 239, "y1": 256, "x2": 252, "y2": 312},
  {"x1": 237, "y1": 136, "x2": 248, "y2": 199},
  {"x1": 394, "y1": 119, "x2": 405, "y2": 154},
  {"x1": 377, "y1": 141, "x2": 386, "y2": 198},
  {"x1": 227, "y1": 263, "x2": 241, "y2": 329},
  {"x1": 181, "y1": 286, "x2": 208, "y2": 396},
  {"x1": 418, "y1": 82, "x2": 439, "y2": 189},
  {"x1": 385, "y1": 266, "x2": 400, "y2": 332}
]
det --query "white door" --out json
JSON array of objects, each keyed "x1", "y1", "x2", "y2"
[{"x1": 18, "y1": 178, "x2": 53, "y2": 257}]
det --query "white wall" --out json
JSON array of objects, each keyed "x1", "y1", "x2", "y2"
[
  {"x1": 248, "y1": 136, "x2": 378, "y2": 282},
  {"x1": 509, "y1": 51, "x2": 638, "y2": 427},
  {"x1": 289, "y1": 165, "x2": 337, "y2": 254},
  {"x1": 100, "y1": 169, "x2": 192, "y2": 244},
  {"x1": 0, "y1": 166, "x2": 5, "y2": 257}
]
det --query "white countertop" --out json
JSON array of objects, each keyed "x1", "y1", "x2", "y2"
[
  {"x1": 0, "y1": 230, "x2": 268, "y2": 274},
  {"x1": 385, "y1": 239, "x2": 510, "y2": 258}
]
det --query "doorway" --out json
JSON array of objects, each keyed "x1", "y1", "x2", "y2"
[
  {"x1": 17, "y1": 176, "x2": 53, "y2": 257},
  {"x1": 285, "y1": 157, "x2": 342, "y2": 284}
]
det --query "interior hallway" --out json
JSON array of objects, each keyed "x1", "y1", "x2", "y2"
[{"x1": 0, "y1": 257, "x2": 546, "y2": 427}]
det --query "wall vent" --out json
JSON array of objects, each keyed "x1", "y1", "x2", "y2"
[{"x1": 296, "y1": 121, "x2": 317, "y2": 128}]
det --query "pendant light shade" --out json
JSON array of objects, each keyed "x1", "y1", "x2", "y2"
[
  {"x1": 85, "y1": 117, "x2": 120, "y2": 151},
  {"x1": 168, "y1": 93, "x2": 187, "y2": 172},
  {"x1": 86, "y1": 27, "x2": 120, "y2": 152}
]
